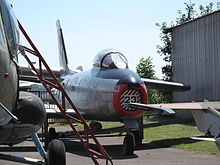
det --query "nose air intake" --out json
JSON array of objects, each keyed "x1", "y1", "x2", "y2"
[
  {"x1": 113, "y1": 82, "x2": 148, "y2": 117},
  {"x1": 121, "y1": 88, "x2": 142, "y2": 111}
]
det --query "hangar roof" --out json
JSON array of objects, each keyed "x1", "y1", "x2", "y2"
[{"x1": 166, "y1": 10, "x2": 220, "y2": 32}]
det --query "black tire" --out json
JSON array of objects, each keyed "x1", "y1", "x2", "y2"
[
  {"x1": 44, "y1": 127, "x2": 58, "y2": 150},
  {"x1": 132, "y1": 130, "x2": 143, "y2": 147},
  {"x1": 47, "y1": 139, "x2": 66, "y2": 165},
  {"x1": 89, "y1": 121, "x2": 102, "y2": 132},
  {"x1": 123, "y1": 133, "x2": 134, "y2": 155},
  {"x1": 49, "y1": 127, "x2": 58, "y2": 141}
]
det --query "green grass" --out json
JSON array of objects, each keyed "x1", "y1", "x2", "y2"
[
  {"x1": 142, "y1": 116, "x2": 220, "y2": 156},
  {"x1": 59, "y1": 116, "x2": 220, "y2": 156},
  {"x1": 93, "y1": 116, "x2": 220, "y2": 156}
]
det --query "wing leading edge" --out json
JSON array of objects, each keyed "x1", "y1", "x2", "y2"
[
  {"x1": 142, "y1": 78, "x2": 190, "y2": 92},
  {"x1": 129, "y1": 103, "x2": 175, "y2": 115}
]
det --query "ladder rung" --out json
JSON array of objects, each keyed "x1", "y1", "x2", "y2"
[
  {"x1": 88, "y1": 148, "x2": 103, "y2": 157},
  {"x1": 92, "y1": 155, "x2": 98, "y2": 159},
  {"x1": 71, "y1": 124, "x2": 77, "y2": 127}
]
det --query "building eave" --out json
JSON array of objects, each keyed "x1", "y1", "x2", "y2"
[{"x1": 165, "y1": 9, "x2": 220, "y2": 33}]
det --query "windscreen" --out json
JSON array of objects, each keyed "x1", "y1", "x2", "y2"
[{"x1": 102, "y1": 53, "x2": 128, "y2": 69}]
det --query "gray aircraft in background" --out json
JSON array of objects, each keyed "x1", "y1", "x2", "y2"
[
  {"x1": 44, "y1": 20, "x2": 190, "y2": 155},
  {"x1": 0, "y1": 0, "x2": 66, "y2": 164}
]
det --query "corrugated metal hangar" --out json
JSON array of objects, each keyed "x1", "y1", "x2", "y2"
[{"x1": 168, "y1": 10, "x2": 220, "y2": 103}]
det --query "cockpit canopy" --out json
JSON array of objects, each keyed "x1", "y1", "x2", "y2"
[{"x1": 93, "y1": 49, "x2": 128, "y2": 69}]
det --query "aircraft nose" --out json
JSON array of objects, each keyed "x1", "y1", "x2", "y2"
[
  {"x1": 113, "y1": 74, "x2": 147, "y2": 117},
  {"x1": 117, "y1": 75, "x2": 143, "y2": 86}
]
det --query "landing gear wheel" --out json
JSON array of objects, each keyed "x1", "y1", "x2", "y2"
[
  {"x1": 89, "y1": 121, "x2": 102, "y2": 132},
  {"x1": 45, "y1": 127, "x2": 58, "y2": 149},
  {"x1": 47, "y1": 139, "x2": 66, "y2": 165},
  {"x1": 49, "y1": 127, "x2": 58, "y2": 141},
  {"x1": 132, "y1": 130, "x2": 142, "y2": 147},
  {"x1": 123, "y1": 133, "x2": 134, "y2": 155}
]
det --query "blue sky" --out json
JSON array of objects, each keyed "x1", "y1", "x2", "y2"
[{"x1": 8, "y1": 0, "x2": 220, "y2": 78}]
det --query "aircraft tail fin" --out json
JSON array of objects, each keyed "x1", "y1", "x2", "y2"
[{"x1": 56, "y1": 19, "x2": 69, "y2": 76}]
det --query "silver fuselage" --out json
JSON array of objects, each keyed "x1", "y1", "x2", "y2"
[
  {"x1": 61, "y1": 70, "x2": 118, "y2": 121},
  {"x1": 56, "y1": 67, "x2": 147, "y2": 121}
]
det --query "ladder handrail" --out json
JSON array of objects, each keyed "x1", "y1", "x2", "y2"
[{"x1": 18, "y1": 20, "x2": 113, "y2": 165}]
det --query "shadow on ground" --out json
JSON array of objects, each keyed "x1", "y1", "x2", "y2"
[
  {"x1": 99, "y1": 116, "x2": 196, "y2": 135},
  {"x1": 63, "y1": 136, "x2": 199, "y2": 160},
  {"x1": 0, "y1": 133, "x2": 199, "y2": 162}
]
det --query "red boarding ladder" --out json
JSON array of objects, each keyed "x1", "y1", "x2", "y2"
[{"x1": 18, "y1": 21, "x2": 113, "y2": 165}]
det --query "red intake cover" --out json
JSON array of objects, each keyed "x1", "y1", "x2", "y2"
[{"x1": 113, "y1": 84, "x2": 147, "y2": 117}]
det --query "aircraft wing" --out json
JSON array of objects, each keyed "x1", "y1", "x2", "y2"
[
  {"x1": 19, "y1": 66, "x2": 60, "y2": 83},
  {"x1": 19, "y1": 66, "x2": 80, "y2": 83},
  {"x1": 130, "y1": 101, "x2": 220, "y2": 141},
  {"x1": 45, "y1": 104, "x2": 85, "y2": 118},
  {"x1": 148, "y1": 101, "x2": 220, "y2": 110},
  {"x1": 129, "y1": 103, "x2": 175, "y2": 115},
  {"x1": 141, "y1": 78, "x2": 190, "y2": 91},
  {"x1": 191, "y1": 137, "x2": 216, "y2": 142},
  {"x1": 191, "y1": 136, "x2": 220, "y2": 151},
  {"x1": 129, "y1": 100, "x2": 220, "y2": 151},
  {"x1": 46, "y1": 108, "x2": 76, "y2": 118},
  {"x1": 129, "y1": 101, "x2": 220, "y2": 115}
]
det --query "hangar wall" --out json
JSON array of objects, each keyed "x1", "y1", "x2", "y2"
[{"x1": 171, "y1": 10, "x2": 220, "y2": 103}]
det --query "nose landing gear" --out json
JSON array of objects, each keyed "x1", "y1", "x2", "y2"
[
  {"x1": 123, "y1": 130, "x2": 143, "y2": 155},
  {"x1": 123, "y1": 133, "x2": 135, "y2": 155},
  {"x1": 122, "y1": 117, "x2": 144, "y2": 155}
]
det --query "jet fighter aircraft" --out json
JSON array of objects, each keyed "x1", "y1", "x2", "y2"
[
  {"x1": 0, "y1": 1, "x2": 66, "y2": 164},
  {"x1": 53, "y1": 20, "x2": 220, "y2": 154},
  {"x1": 20, "y1": 19, "x2": 220, "y2": 156},
  {"x1": 19, "y1": 19, "x2": 191, "y2": 155}
]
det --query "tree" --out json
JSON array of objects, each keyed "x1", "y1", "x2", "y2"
[
  {"x1": 156, "y1": 1, "x2": 215, "y2": 81},
  {"x1": 155, "y1": 22, "x2": 172, "y2": 81},
  {"x1": 136, "y1": 57, "x2": 169, "y2": 103},
  {"x1": 176, "y1": 1, "x2": 196, "y2": 24},
  {"x1": 200, "y1": 2, "x2": 214, "y2": 15},
  {"x1": 136, "y1": 57, "x2": 156, "y2": 79}
]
